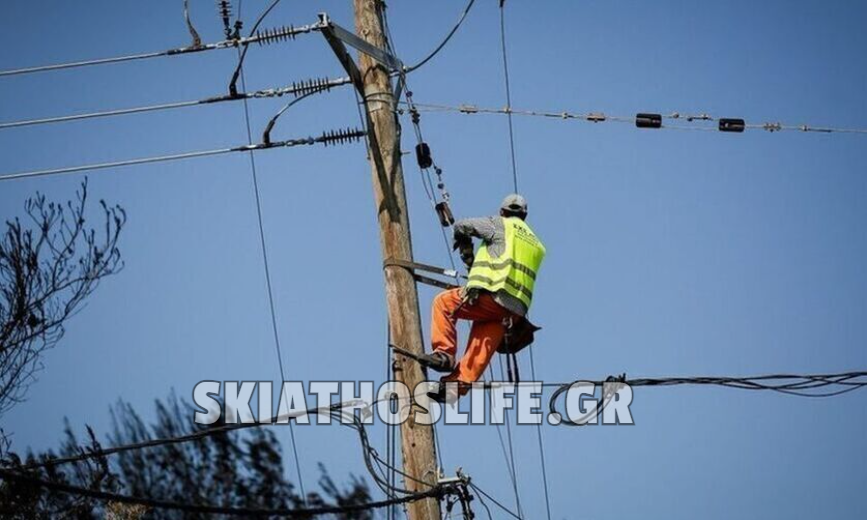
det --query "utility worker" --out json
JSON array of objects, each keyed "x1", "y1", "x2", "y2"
[{"x1": 419, "y1": 194, "x2": 546, "y2": 401}]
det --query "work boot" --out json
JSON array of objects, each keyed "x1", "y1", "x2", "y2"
[
  {"x1": 416, "y1": 351, "x2": 454, "y2": 373},
  {"x1": 427, "y1": 382, "x2": 447, "y2": 404},
  {"x1": 426, "y1": 381, "x2": 464, "y2": 405}
]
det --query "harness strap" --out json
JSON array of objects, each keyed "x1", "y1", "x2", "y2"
[{"x1": 505, "y1": 352, "x2": 520, "y2": 383}]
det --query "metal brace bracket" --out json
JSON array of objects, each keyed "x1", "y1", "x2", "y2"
[{"x1": 318, "y1": 12, "x2": 405, "y2": 99}]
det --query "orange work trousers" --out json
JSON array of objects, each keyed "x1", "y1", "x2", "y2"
[{"x1": 431, "y1": 288, "x2": 515, "y2": 384}]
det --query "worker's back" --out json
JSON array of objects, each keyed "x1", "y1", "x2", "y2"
[{"x1": 467, "y1": 216, "x2": 545, "y2": 311}]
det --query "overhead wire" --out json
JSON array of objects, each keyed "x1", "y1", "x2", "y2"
[
  {"x1": 486, "y1": 364, "x2": 523, "y2": 518},
  {"x1": 380, "y1": 4, "x2": 454, "y2": 488},
  {"x1": 3, "y1": 399, "x2": 457, "y2": 516},
  {"x1": 16, "y1": 398, "x2": 438, "y2": 501},
  {"x1": 472, "y1": 483, "x2": 495, "y2": 520},
  {"x1": 495, "y1": 2, "x2": 552, "y2": 515},
  {"x1": 234, "y1": 0, "x2": 307, "y2": 503},
  {"x1": 382, "y1": 7, "x2": 460, "y2": 287},
  {"x1": 546, "y1": 371, "x2": 867, "y2": 426},
  {"x1": 11, "y1": 369, "x2": 863, "y2": 517},
  {"x1": 18, "y1": 370, "x2": 866, "y2": 472},
  {"x1": 403, "y1": 0, "x2": 477, "y2": 73},
  {"x1": 498, "y1": 1, "x2": 519, "y2": 193},
  {"x1": 490, "y1": 3, "x2": 528, "y2": 515},
  {"x1": 228, "y1": 0, "x2": 290, "y2": 96},
  {"x1": 468, "y1": 482, "x2": 523, "y2": 520},
  {"x1": 0, "y1": 21, "x2": 325, "y2": 79},
  {"x1": 0, "y1": 129, "x2": 366, "y2": 182},
  {"x1": 528, "y1": 348, "x2": 553, "y2": 520},
  {"x1": 495, "y1": 357, "x2": 524, "y2": 518},
  {"x1": 404, "y1": 102, "x2": 867, "y2": 135},
  {"x1": 0, "y1": 77, "x2": 352, "y2": 131},
  {"x1": 261, "y1": 89, "x2": 329, "y2": 144},
  {"x1": 0, "y1": 468, "x2": 451, "y2": 518}
]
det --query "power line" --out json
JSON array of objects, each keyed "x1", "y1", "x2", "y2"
[
  {"x1": 493, "y1": 4, "x2": 550, "y2": 513},
  {"x1": 17, "y1": 398, "x2": 434, "y2": 502},
  {"x1": 498, "y1": 1, "x2": 519, "y2": 193},
  {"x1": 21, "y1": 404, "x2": 332, "y2": 471},
  {"x1": 404, "y1": 0, "x2": 477, "y2": 73},
  {"x1": 0, "y1": 466, "x2": 455, "y2": 518},
  {"x1": 528, "y1": 349, "x2": 553, "y2": 520},
  {"x1": 496, "y1": 357, "x2": 524, "y2": 518},
  {"x1": 486, "y1": 364, "x2": 523, "y2": 519},
  {"x1": 16, "y1": 370, "x2": 864, "y2": 471},
  {"x1": 0, "y1": 21, "x2": 325, "y2": 78},
  {"x1": 228, "y1": 0, "x2": 294, "y2": 96},
  {"x1": 0, "y1": 128, "x2": 366, "y2": 182},
  {"x1": 235, "y1": 31, "x2": 308, "y2": 503},
  {"x1": 403, "y1": 102, "x2": 867, "y2": 136},
  {"x1": 543, "y1": 370, "x2": 867, "y2": 394},
  {"x1": 0, "y1": 77, "x2": 352, "y2": 130},
  {"x1": 546, "y1": 370, "x2": 867, "y2": 426},
  {"x1": 469, "y1": 482, "x2": 523, "y2": 520}
]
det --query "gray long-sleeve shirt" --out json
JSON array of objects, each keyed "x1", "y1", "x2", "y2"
[{"x1": 454, "y1": 216, "x2": 528, "y2": 317}]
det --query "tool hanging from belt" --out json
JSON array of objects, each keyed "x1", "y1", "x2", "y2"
[
  {"x1": 383, "y1": 258, "x2": 466, "y2": 290},
  {"x1": 498, "y1": 315, "x2": 542, "y2": 383}
]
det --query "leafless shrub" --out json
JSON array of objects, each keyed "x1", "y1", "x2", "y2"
[{"x1": 0, "y1": 179, "x2": 125, "y2": 417}]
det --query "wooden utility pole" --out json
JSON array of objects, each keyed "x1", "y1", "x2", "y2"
[{"x1": 353, "y1": 1, "x2": 442, "y2": 519}]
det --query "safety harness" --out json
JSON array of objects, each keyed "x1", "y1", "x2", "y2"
[{"x1": 385, "y1": 258, "x2": 540, "y2": 383}]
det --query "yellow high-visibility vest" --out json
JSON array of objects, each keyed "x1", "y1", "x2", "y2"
[{"x1": 466, "y1": 217, "x2": 546, "y2": 309}]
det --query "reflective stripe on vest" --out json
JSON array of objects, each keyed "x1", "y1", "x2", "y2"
[{"x1": 466, "y1": 217, "x2": 546, "y2": 309}]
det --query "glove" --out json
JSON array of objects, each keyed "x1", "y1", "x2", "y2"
[
  {"x1": 452, "y1": 234, "x2": 471, "y2": 251},
  {"x1": 459, "y1": 244, "x2": 475, "y2": 270}
]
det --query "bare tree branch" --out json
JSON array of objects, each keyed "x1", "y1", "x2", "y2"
[{"x1": 0, "y1": 179, "x2": 126, "y2": 417}]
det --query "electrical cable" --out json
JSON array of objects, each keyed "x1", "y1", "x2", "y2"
[
  {"x1": 490, "y1": 5, "x2": 525, "y2": 513},
  {"x1": 468, "y1": 482, "x2": 523, "y2": 520},
  {"x1": 234, "y1": 23, "x2": 308, "y2": 502},
  {"x1": 404, "y1": 0, "x2": 477, "y2": 73},
  {"x1": 405, "y1": 102, "x2": 867, "y2": 135},
  {"x1": 17, "y1": 371, "x2": 864, "y2": 472},
  {"x1": 381, "y1": 11, "x2": 461, "y2": 287},
  {"x1": 496, "y1": 356, "x2": 523, "y2": 518},
  {"x1": 0, "y1": 77, "x2": 352, "y2": 131},
  {"x1": 494, "y1": 5, "x2": 550, "y2": 510},
  {"x1": 0, "y1": 22, "x2": 324, "y2": 78},
  {"x1": 472, "y1": 484, "x2": 495, "y2": 520},
  {"x1": 19, "y1": 404, "x2": 335, "y2": 471},
  {"x1": 17, "y1": 396, "x2": 436, "y2": 503},
  {"x1": 0, "y1": 129, "x2": 366, "y2": 182},
  {"x1": 228, "y1": 0, "x2": 292, "y2": 96},
  {"x1": 381, "y1": 8, "x2": 455, "y2": 489},
  {"x1": 498, "y1": 1, "x2": 519, "y2": 193},
  {"x1": 547, "y1": 371, "x2": 867, "y2": 426},
  {"x1": 486, "y1": 365, "x2": 522, "y2": 516},
  {"x1": 0, "y1": 99, "x2": 201, "y2": 130},
  {"x1": 0, "y1": 466, "x2": 452, "y2": 517},
  {"x1": 528, "y1": 348, "x2": 553, "y2": 520},
  {"x1": 261, "y1": 90, "x2": 323, "y2": 144}
]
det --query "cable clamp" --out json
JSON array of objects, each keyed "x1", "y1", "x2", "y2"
[
  {"x1": 686, "y1": 113, "x2": 713, "y2": 122},
  {"x1": 458, "y1": 104, "x2": 479, "y2": 114}
]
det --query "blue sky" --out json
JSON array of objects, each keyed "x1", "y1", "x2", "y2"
[{"x1": 1, "y1": 1, "x2": 865, "y2": 518}]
